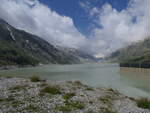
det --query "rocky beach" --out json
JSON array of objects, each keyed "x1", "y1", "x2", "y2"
[{"x1": 0, "y1": 76, "x2": 150, "y2": 113}]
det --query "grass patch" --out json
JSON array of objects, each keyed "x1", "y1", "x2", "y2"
[
  {"x1": 55, "y1": 100, "x2": 85, "y2": 112},
  {"x1": 107, "y1": 88, "x2": 119, "y2": 95},
  {"x1": 85, "y1": 87, "x2": 94, "y2": 91},
  {"x1": 63, "y1": 93, "x2": 75, "y2": 100},
  {"x1": 99, "y1": 95, "x2": 113, "y2": 104},
  {"x1": 99, "y1": 97, "x2": 110, "y2": 104},
  {"x1": 107, "y1": 88, "x2": 115, "y2": 92},
  {"x1": 55, "y1": 106, "x2": 72, "y2": 112},
  {"x1": 73, "y1": 81, "x2": 83, "y2": 86},
  {"x1": 39, "y1": 82, "x2": 48, "y2": 87},
  {"x1": 65, "y1": 100, "x2": 85, "y2": 109},
  {"x1": 86, "y1": 111, "x2": 94, "y2": 113},
  {"x1": 25, "y1": 104, "x2": 39, "y2": 112},
  {"x1": 137, "y1": 98, "x2": 150, "y2": 109},
  {"x1": 0, "y1": 98, "x2": 5, "y2": 102},
  {"x1": 30, "y1": 76, "x2": 41, "y2": 82},
  {"x1": 0, "y1": 97, "x2": 15, "y2": 102},
  {"x1": 100, "y1": 107, "x2": 117, "y2": 113},
  {"x1": 11, "y1": 100, "x2": 24, "y2": 107},
  {"x1": 9, "y1": 85, "x2": 27, "y2": 91},
  {"x1": 40, "y1": 86, "x2": 61, "y2": 95}
]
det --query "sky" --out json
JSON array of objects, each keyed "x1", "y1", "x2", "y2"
[
  {"x1": 38, "y1": 0, "x2": 129, "y2": 34},
  {"x1": 0, "y1": 0, "x2": 150, "y2": 57}
]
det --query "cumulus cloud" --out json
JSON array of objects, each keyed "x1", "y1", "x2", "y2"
[
  {"x1": 0, "y1": 0, "x2": 150, "y2": 56},
  {"x1": 0, "y1": 0, "x2": 87, "y2": 48},
  {"x1": 80, "y1": 0, "x2": 150, "y2": 55}
]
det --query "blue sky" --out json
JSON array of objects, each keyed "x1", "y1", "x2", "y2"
[
  {"x1": 39, "y1": 0, "x2": 129, "y2": 35},
  {"x1": 0, "y1": 0, "x2": 149, "y2": 56}
]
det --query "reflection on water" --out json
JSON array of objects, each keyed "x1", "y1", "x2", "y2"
[{"x1": 120, "y1": 67, "x2": 150, "y2": 94}]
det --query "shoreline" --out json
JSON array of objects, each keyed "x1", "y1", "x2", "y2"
[
  {"x1": 120, "y1": 62, "x2": 150, "y2": 69},
  {"x1": 0, "y1": 64, "x2": 45, "y2": 70},
  {"x1": 0, "y1": 63, "x2": 85, "y2": 70},
  {"x1": 0, "y1": 76, "x2": 150, "y2": 113}
]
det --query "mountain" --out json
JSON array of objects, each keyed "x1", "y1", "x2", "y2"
[
  {"x1": 55, "y1": 46, "x2": 98, "y2": 63},
  {"x1": 107, "y1": 37, "x2": 150, "y2": 64},
  {"x1": 0, "y1": 19, "x2": 96, "y2": 66}
]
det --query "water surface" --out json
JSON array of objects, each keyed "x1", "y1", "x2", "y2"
[{"x1": 0, "y1": 63, "x2": 150, "y2": 98}]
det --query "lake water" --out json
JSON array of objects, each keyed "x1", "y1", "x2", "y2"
[{"x1": 0, "y1": 63, "x2": 150, "y2": 98}]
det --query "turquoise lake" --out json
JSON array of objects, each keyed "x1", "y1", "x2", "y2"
[{"x1": 0, "y1": 63, "x2": 150, "y2": 98}]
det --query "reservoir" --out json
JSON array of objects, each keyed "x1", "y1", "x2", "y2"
[{"x1": 0, "y1": 63, "x2": 150, "y2": 98}]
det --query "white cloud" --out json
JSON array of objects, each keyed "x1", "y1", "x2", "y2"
[
  {"x1": 0, "y1": 0, "x2": 87, "y2": 49},
  {"x1": 80, "y1": 0, "x2": 150, "y2": 55},
  {"x1": 0, "y1": 0, "x2": 150, "y2": 56}
]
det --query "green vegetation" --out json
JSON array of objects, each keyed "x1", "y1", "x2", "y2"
[
  {"x1": 55, "y1": 100, "x2": 85, "y2": 112},
  {"x1": 65, "y1": 100, "x2": 85, "y2": 109},
  {"x1": 30, "y1": 76, "x2": 41, "y2": 82},
  {"x1": 63, "y1": 92, "x2": 75, "y2": 100},
  {"x1": 99, "y1": 97, "x2": 110, "y2": 104},
  {"x1": 99, "y1": 96, "x2": 112, "y2": 104},
  {"x1": 55, "y1": 105, "x2": 72, "y2": 112},
  {"x1": 85, "y1": 87, "x2": 94, "y2": 91},
  {"x1": 73, "y1": 80, "x2": 83, "y2": 86},
  {"x1": 9, "y1": 85, "x2": 27, "y2": 91},
  {"x1": 100, "y1": 107, "x2": 117, "y2": 113},
  {"x1": 0, "y1": 19, "x2": 97, "y2": 66},
  {"x1": 120, "y1": 53, "x2": 150, "y2": 64},
  {"x1": 40, "y1": 86, "x2": 61, "y2": 95},
  {"x1": 0, "y1": 97, "x2": 15, "y2": 102},
  {"x1": 25, "y1": 104, "x2": 39, "y2": 112},
  {"x1": 0, "y1": 41, "x2": 39, "y2": 66},
  {"x1": 109, "y1": 37, "x2": 150, "y2": 65},
  {"x1": 11, "y1": 100, "x2": 24, "y2": 107},
  {"x1": 40, "y1": 82, "x2": 48, "y2": 87},
  {"x1": 137, "y1": 98, "x2": 150, "y2": 109},
  {"x1": 86, "y1": 111, "x2": 94, "y2": 113}
]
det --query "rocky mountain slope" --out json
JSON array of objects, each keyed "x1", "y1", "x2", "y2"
[
  {"x1": 56, "y1": 46, "x2": 98, "y2": 63},
  {"x1": 107, "y1": 37, "x2": 150, "y2": 64},
  {"x1": 0, "y1": 19, "x2": 95, "y2": 66}
]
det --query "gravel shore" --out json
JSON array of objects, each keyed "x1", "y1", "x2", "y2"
[{"x1": 0, "y1": 77, "x2": 150, "y2": 113}]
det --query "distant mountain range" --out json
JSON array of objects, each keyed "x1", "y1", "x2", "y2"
[
  {"x1": 107, "y1": 37, "x2": 150, "y2": 64},
  {"x1": 0, "y1": 19, "x2": 96, "y2": 66}
]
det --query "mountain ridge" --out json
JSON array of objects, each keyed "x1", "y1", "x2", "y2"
[
  {"x1": 107, "y1": 37, "x2": 150, "y2": 64},
  {"x1": 0, "y1": 19, "x2": 96, "y2": 66}
]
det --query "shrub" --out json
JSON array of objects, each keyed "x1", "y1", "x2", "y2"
[
  {"x1": 55, "y1": 106, "x2": 72, "y2": 112},
  {"x1": 137, "y1": 98, "x2": 150, "y2": 109},
  {"x1": 65, "y1": 100, "x2": 85, "y2": 109},
  {"x1": 40, "y1": 86, "x2": 61, "y2": 95},
  {"x1": 55, "y1": 100, "x2": 85, "y2": 112},
  {"x1": 99, "y1": 95, "x2": 113, "y2": 104},
  {"x1": 40, "y1": 82, "x2": 48, "y2": 87},
  {"x1": 30, "y1": 76, "x2": 41, "y2": 82},
  {"x1": 85, "y1": 87, "x2": 94, "y2": 91},
  {"x1": 74, "y1": 81, "x2": 83, "y2": 86},
  {"x1": 25, "y1": 104, "x2": 39, "y2": 112},
  {"x1": 63, "y1": 93, "x2": 75, "y2": 100},
  {"x1": 100, "y1": 107, "x2": 117, "y2": 113},
  {"x1": 11, "y1": 100, "x2": 24, "y2": 107},
  {"x1": 9, "y1": 85, "x2": 27, "y2": 91}
]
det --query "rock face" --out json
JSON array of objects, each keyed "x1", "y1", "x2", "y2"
[
  {"x1": 0, "y1": 77, "x2": 150, "y2": 113},
  {"x1": 107, "y1": 37, "x2": 150, "y2": 64},
  {"x1": 0, "y1": 19, "x2": 96, "y2": 66}
]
